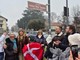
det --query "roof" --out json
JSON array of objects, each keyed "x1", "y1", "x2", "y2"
[{"x1": 0, "y1": 15, "x2": 8, "y2": 21}]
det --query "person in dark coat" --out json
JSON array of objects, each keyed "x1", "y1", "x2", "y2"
[
  {"x1": 44, "y1": 36, "x2": 62, "y2": 59},
  {"x1": 54, "y1": 26, "x2": 70, "y2": 51},
  {"x1": 34, "y1": 30, "x2": 46, "y2": 47},
  {"x1": 34, "y1": 30, "x2": 46, "y2": 60},
  {"x1": 55, "y1": 26, "x2": 64, "y2": 42},
  {"x1": 59, "y1": 26, "x2": 70, "y2": 51},
  {"x1": 60, "y1": 25, "x2": 76, "y2": 51},
  {"x1": 4, "y1": 33, "x2": 19, "y2": 60},
  {"x1": 63, "y1": 25, "x2": 76, "y2": 45}
]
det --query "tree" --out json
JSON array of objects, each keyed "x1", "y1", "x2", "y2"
[
  {"x1": 72, "y1": 5, "x2": 80, "y2": 32},
  {"x1": 27, "y1": 19, "x2": 45, "y2": 30},
  {"x1": 17, "y1": 17, "x2": 27, "y2": 29},
  {"x1": 72, "y1": 5, "x2": 80, "y2": 17},
  {"x1": 17, "y1": 9, "x2": 45, "y2": 30}
]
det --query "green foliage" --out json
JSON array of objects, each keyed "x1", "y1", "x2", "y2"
[
  {"x1": 27, "y1": 19, "x2": 45, "y2": 30},
  {"x1": 17, "y1": 9, "x2": 45, "y2": 30}
]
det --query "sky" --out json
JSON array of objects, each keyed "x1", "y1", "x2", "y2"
[{"x1": 0, "y1": 0, "x2": 80, "y2": 29}]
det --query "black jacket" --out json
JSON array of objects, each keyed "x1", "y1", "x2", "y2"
[
  {"x1": 4, "y1": 38, "x2": 19, "y2": 60},
  {"x1": 34, "y1": 35, "x2": 47, "y2": 46},
  {"x1": 44, "y1": 43, "x2": 53, "y2": 59},
  {"x1": 62, "y1": 34, "x2": 69, "y2": 44}
]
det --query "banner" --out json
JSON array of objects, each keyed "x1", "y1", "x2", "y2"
[{"x1": 28, "y1": 1, "x2": 47, "y2": 12}]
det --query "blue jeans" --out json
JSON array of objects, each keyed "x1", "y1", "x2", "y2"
[{"x1": 0, "y1": 52, "x2": 4, "y2": 60}]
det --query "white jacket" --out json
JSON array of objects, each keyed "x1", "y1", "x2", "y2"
[{"x1": 0, "y1": 34, "x2": 6, "y2": 52}]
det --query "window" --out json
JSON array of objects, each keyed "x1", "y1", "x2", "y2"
[
  {"x1": 0, "y1": 20, "x2": 3, "y2": 23},
  {"x1": 0, "y1": 24, "x2": 2, "y2": 27}
]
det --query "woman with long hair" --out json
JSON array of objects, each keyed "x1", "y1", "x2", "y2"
[{"x1": 17, "y1": 28, "x2": 30, "y2": 60}]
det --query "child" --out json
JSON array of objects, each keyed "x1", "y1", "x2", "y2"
[{"x1": 44, "y1": 36, "x2": 70, "y2": 60}]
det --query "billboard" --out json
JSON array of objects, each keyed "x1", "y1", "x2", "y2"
[{"x1": 28, "y1": 1, "x2": 47, "y2": 12}]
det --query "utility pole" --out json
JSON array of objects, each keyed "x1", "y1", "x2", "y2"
[
  {"x1": 66, "y1": 0, "x2": 69, "y2": 25},
  {"x1": 48, "y1": 0, "x2": 51, "y2": 32}
]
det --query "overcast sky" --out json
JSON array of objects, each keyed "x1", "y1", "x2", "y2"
[{"x1": 0, "y1": 0, "x2": 80, "y2": 29}]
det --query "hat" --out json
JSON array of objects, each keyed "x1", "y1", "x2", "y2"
[
  {"x1": 68, "y1": 33, "x2": 80, "y2": 47},
  {"x1": 18, "y1": 28, "x2": 25, "y2": 34},
  {"x1": 19, "y1": 28, "x2": 24, "y2": 32}
]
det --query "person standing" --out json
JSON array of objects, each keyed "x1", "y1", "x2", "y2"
[
  {"x1": 61, "y1": 26, "x2": 70, "y2": 46},
  {"x1": 61, "y1": 25, "x2": 76, "y2": 46},
  {"x1": 59, "y1": 26, "x2": 71, "y2": 51},
  {"x1": 4, "y1": 33, "x2": 19, "y2": 60},
  {"x1": 62, "y1": 25, "x2": 80, "y2": 60},
  {"x1": 34, "y1": 30, "x2": 46, "y2": 60},
  {"x1": 34, "y1": 30, "x2": 46, "y2": 47},
  {"x1": 0, "y1": 32, "x2": 7, "y2": 60},
  {"x1": 66, "y1": 25, "x2": 76, "y2": 47},
  {"x1": 55, "y1": 26, "x2": 64, "y2": 42},
  {"x1": 17, "y1": 28, "x2": 30, "y2": 60},
  {"x1": 46, "y1": 26, "x2": 63, "y2": 44},
  {"x1": 67, "y1": 25, "x2": 80, "y2": 60}
]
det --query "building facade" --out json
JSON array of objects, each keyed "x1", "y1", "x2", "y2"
[
  {"x1": 0, "y1": 15, "x2": 8, "y2": 34},
  {"x1": 51, "y1": 22, "x2": 63, "y2": 31}
]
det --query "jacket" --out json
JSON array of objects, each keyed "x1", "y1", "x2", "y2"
[
  {"x1": 56, "y1": 32, "x2": 64, "y2": 42},
  {"x1": 58, "y1": 33, "x2": 69, "y2": 51},
  {"x1": 4, "y1": 38, "x2": 19, "y2": 60},
  {"x1": 17, "y1": 36, "x2": 30, "y2": 53},
  {"x1": 0, "y1": 34, "x2": 6, "y2": 52},
  {"x1": 34, "y1": 35, "x2": 46, "y2": 45}
]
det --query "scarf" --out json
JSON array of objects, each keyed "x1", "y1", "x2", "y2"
[{"x1": 11, "y1": 39, "x2": 17, "y2": 49}]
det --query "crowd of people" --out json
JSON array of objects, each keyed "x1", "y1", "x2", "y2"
[{"x1": 0, "y1": 25, "x2": 80, "y2": 60}]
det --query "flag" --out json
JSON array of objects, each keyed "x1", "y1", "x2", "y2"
[{"x1": 23, "y1": 42, "x2": 44, "y2": 60}]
